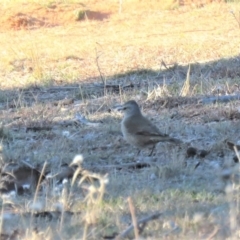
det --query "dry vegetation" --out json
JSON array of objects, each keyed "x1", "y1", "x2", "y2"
[{"x1": 1, "y1": 0, "x2": 240, "y2": 239}]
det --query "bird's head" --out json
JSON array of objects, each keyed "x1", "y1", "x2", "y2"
[{"x1": 116, "y1": 100, "x2": 141, "y2": 117}]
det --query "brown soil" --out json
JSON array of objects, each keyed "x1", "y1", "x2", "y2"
[
  {"x1": 0, "y1": 0, "x2": 223, "y2": 31},
  {"x1": 0, "y1": 2, "x2": 110, "y2": 31}
]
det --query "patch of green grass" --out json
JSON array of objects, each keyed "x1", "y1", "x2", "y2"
[{"x1": 75, "y1": 9, "x2": 86, "y2": 21}]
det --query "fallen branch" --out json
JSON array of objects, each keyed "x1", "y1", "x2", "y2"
[
  {"x1": 115, "y1": 212, "x2": 162, "y2": 239},
  {"x1": 96, "y1": 162, "x2": 153, "y2": 170}
]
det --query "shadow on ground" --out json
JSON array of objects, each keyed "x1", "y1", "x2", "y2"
[{"x1": 1, "y1": 54, "x2": 240, "y2": 112}]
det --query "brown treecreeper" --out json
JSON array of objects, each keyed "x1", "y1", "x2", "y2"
[{"x1": 117, "y1": 100, "x2": 181, "y2": 156}]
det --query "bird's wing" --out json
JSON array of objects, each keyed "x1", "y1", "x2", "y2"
[
  {"x1": 135, "y1": 118, "x2": 167, "y2": 137},
  {"x1": 136, "y1": 130, "x2": 168, "y2": 137}
]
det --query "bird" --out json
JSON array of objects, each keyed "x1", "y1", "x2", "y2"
[
  {"x1": 117, "y1": 100, "x2": 181, "y2": 156},
  {"x1": 0, "y1": 162, "x2": 43, "y2": 195}
]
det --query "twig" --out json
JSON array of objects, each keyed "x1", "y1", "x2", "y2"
[
  {"x1": 128, "y1": 197, "x2": 139, "y2": 239},
  {"x1": 161, "y1": 60, "x2": 175, "y2": 74},
  {"x1": 21, "y1": 160, "x2": 36, "y2": 170},
  {"x1": 33, "y1": 161, "x2": 47, "y2": 203},
  {"x1": 234, "y1": 145, "x2": 240, "y2": 162},
  {"x1": 95, "y1": 47, "x2": 106, "y2": 94},
  {"x1": 115, "y1": 212, "x2": 162, "y2": 239},
  {"x1": 161, "y1": 60, "x2": 170, "y2": 71},
  {"x1": 180, "y1": 64, "x2": 191, "y2": 97},
  {"x1": 230, "y1": 10, "x2": 240, "y2": 28},
  {"x1": 119, "y1": 0, "x2": 122, "y2": 14},
  {"x1": 226, "y1": 141, "x2": 240, "y2": 151},
  {"x1": 206, "y1": 226, "x2": 219, "y2": 240}
]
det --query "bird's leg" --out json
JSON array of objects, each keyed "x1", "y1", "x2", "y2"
[{"x1": 149, "y1": 145, "x2": 155, "y2": 157}]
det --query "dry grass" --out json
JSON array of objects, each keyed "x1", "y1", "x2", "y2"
[
  {"x1": 1, "y1": 0, "x2": 240, "y2": 239},
  {"x1": 0, "y1": 1, "x2": 240, "y2": 89}
]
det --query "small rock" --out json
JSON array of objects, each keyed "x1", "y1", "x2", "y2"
[
  {"x1": 233, "y1": 156, "x2": 239, "y2": 163},
  {"x1": 186, "y1": 147, "x2": 197, "y2": 158},
  {"x1": 198, "y1": 150, "x2": 208, "y2": 158}
]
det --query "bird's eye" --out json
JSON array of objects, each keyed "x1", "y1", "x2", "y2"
[{"x1": 123, "y1": 107, "x2": 127, "y2": 110}]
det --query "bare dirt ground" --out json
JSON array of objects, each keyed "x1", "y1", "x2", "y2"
[{"x1": 1, "y1": 0, "x2": 240, "y2": 239}]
